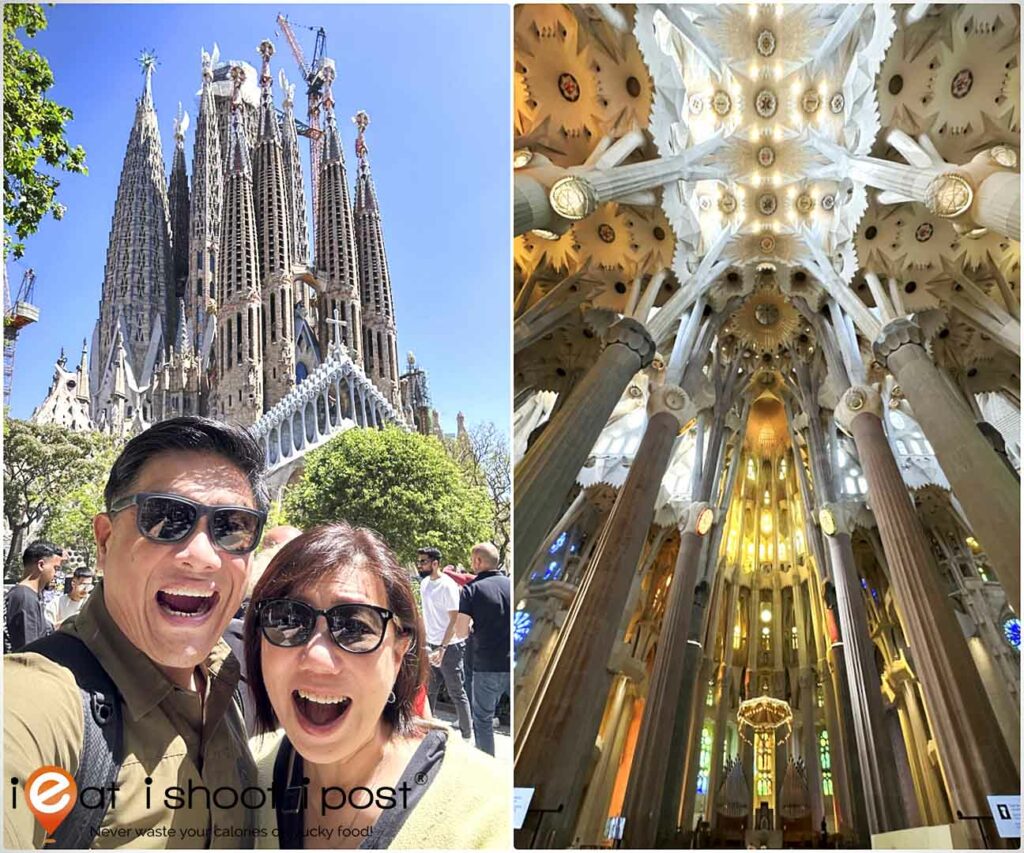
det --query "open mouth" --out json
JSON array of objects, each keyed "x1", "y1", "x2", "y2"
[
  {"x1": 293, "y1": 689, "x2": 352, "y2": 728},
  {"x1": 156, "y1": 587, "x2": 218, "y2": 619}
]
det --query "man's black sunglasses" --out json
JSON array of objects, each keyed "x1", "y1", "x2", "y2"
[
  {"x1": 256, "y1": 598, "x2": 396, "y2": 653},
  {"x1": 109, "y1": 493, "x2": 267, "y2": 555}
]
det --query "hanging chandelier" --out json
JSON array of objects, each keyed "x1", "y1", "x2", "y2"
[{"x1": 736, "y1": 695, "x2": 793, "y2": 744}]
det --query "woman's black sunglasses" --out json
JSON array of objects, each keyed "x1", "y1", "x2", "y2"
[
  {"x1": 256, "y1": 598, "x2": 397, "y2": 653},
  {"x1": 109, "y1": 492, "x2": 267, "y2": 555}
]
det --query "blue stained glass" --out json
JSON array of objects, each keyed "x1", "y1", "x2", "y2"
[
  {"x1": 696, "y1": 775, "x2": 708, "y2": 795},
  {"x1": 870, "y1": 588, "x2": 880, "y2": 603},
  {"x1": 543, "y1": 560, "x2": 562, "y2": 581},
  {"x1": 860, "y1": 577, "x2": 868, "y2": 589},
  {"x1": 550, "y1": 532, "x2": 568, "y2": 553},
  {"x1": 1003, "y1": 618, "x2": 1021, "y2": 650},
  {"x1": 514, "y1": 611, "x2": 533, "y2": 646}
]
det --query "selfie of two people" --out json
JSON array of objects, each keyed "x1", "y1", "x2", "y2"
[{"x1": 4, "y1": 416, "x2": 508, "y2": 849}]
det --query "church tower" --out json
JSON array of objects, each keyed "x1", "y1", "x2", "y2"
[
  {"x1": 279, "y1": 69, "x2": 310, "y2": 267},
  {"x1": 95, "y1": 54, "x2": 173, "y2": 407},
  {"x1": 186, "y1": 47, "x2": 223, "y2": 360},
  {"x1": 253, "y1": 40, "x2": 295, "y2": 409},
  {"x1": 167, "y1": 103, "x2": 190, "y2": 351},
  {"x1": 353, "y1": 111, "x2": 401, "y2": 409},
  {"x1": 314, "y1": 60, "x2": 362, "y2": 363},
  {"x1": 213, "y1": 64, "x2": 263, "y2": 424}
]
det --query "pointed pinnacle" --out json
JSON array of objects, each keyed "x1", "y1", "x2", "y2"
[{"x1": 353, "y1": 110, "x2": 370, "y2": 159}]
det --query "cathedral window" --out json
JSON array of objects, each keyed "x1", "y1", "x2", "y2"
[
  {"x1": 513, "y1": 608, "x2": 533, "y2": 648},
  {"x1": 819, "y1": 730, "x2": 833, "y2": 796},
  {"x1": 754, "y1": 732, "x2": 773, "y2": 798},
  {"x1": 236, "y1": 312, "x2": 242, "y2": 363},
  {"x1": 270, "y1": 293, "x2": 277, "y2": 342},
  {"x1": 226, "y1": 318, "x2": 232, "y2": 368},
  {"x1": 696, "y1": 724, "x2": 714, "y2": 795},
  {"x1": 1003, "y1": 617, "x2": 1021, "y2": 650},
  {"x1": 197, "y1": 250, "x2": 203, "y2": 270}
]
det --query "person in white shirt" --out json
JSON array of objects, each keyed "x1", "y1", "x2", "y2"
[
  {"x1": 45, "y1": 566, "x2": 94, "y2": 627},
  {"x1": 416, "y1": 547, "x2": 473, "y2": 739}
]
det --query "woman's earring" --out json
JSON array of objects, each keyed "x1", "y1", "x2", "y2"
[{"x1": 387, "y1": 691, "x2": 397, "y2": 704}]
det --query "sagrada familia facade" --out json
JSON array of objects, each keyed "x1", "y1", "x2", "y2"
[{"x1": 34, "y1": 41, "x2": 438, "y2": 468}]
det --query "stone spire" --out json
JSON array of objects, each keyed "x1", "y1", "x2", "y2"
[
  {"x1": 254, "y1": 40, "x2": 295, "y2": 409},
  {"x1": 253, "y1": 40, "x2": 291, "y2": 280},
  {"x1": 167, "y1": 102, "x2": 190, "y2": 349},
  {"x1": 186, "y1": 46, "x2": 222, "y2": 357},
  {"x1": 96, "y1": 51, "x2": 173, "y2": 408},
  {"x1": 353, "y1": 110, "x2": 400, "y2": 408},
  {"x1": 214, "y1": 64, "x2": 263, "y2": 424},
  {"x1": 314, "y1": 59, "x2": 362, "y2": 363},
  {"x1": 279, "y1": 68, "x2": 310, "y2": 266},
  {"x1": 175, "y1": 297, "x2": 192, "y2": 356},
  {"x1": 76, "y1": 338, "x2": 91, "y2": 406}
]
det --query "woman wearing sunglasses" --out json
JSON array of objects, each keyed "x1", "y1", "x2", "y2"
[{"x1": 244, "y1": 522, "x2": 509, "y2": 849}]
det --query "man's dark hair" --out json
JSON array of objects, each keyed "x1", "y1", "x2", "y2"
[
  {"x1": 416, "y1": 547, "x2": 442, "y2": 563},
  {"x1": 73, "y1": 567, "x2": 95, "y2": 579},
  {"x1": 22, "y1": 541, "x2": 63, "y2": 569},
  {"x1": 104, "y1": 416, "x2": 269, "y2": 512}
]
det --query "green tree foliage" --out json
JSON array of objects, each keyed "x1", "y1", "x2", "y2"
[
  {"x1": 284, "y1": 427, "x2": 492, "y2": 566},
  {"x1": 4, "y1": 419, "x2": 115, "y2": 579},
  {"x1": 40, "y1": 436, "x2": 122, "y2": 566},
  {"x1": 4, "y1": 4, "x2": 87, "y2": 259},
  {"x1": 445, "y1": 421, "x2": 511, "y2": 567}
]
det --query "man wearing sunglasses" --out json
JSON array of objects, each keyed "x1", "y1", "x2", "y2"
[{"x1": 5, "y1": 416, "x2": 268, "y2": 849}]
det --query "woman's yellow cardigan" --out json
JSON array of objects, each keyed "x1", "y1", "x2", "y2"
[{"x1": 251, "y1": 728, "x2": 511, "y2": 849}]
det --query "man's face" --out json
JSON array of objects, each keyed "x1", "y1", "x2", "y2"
[
  {"x1": 94, "y1": 450, "x2": 256, "y2": 676},
  {"x1": 415, "y1": 555, "x2": 437, "y2": 579},
  {"x1": 38, "y1": 555, "x2": 62, "y2": 586},
  {"x1": 69, "y1": 577, "x2": 93, "y2": 601}
]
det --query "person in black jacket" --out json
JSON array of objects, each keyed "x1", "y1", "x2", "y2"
[{"x1": 5, "y1": 541, "x2": 63, "y2": 652}]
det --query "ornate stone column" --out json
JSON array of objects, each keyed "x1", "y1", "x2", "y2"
[
  {"x1": 622, "y1": 502, "x2": 713, "y2": 848},
  {"x1": 514, "y1": 317, "x2": 656, "y2": 575},
  {"x1": 838, "y1": 384, "x2": 1018, "y2": 844},
  {"x1": 874, "y1": 319, "x2": 1020, "y2": 612},
  {"x1": 817, "y1": 500, "x2": 906, "y2": 835},
  {"x1": 514, "y1": 383, "x2": 688, "y2": 849}
]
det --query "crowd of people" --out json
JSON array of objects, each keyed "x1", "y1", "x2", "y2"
[{"x1": 4, "y1": 416, "x2": 511, "y2": 849}]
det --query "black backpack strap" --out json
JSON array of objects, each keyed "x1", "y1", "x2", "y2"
[
  {"x1": 273, "y1": 737, "x2": 305, "y2": 849},
  {"x1": 23, "y1": 632, "x2": 123, "y2": 849}
]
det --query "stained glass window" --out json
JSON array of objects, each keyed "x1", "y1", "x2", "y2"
[
  {"x1": 1003, "y1": 617, "x2": 1021, "y2": 650},
  {"x1": 820, "y1": 730, "x2": 833, "y2": 797},
  {"x1": 549, "y1": 532, "x2": 568, "y2": 554},
  {"x1": 696, "y1": 724, "x2": 714, "y2": 795},
  {"x1": 755, "y1": 732, "x2": 773, "y2": 797},
  {"x1": 543, "y1": 560, "x2": 562, "y2": 581},
  {"x1": 513, "y1": 610, "x2": 533, "y2": 646}
]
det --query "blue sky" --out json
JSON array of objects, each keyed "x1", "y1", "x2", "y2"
[{"x1": 6, "y1": 4, "x2": 510, "y2": 435}]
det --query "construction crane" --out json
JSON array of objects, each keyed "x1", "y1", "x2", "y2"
[
  {"x1": 276, "y1": 14, "x2": 327, "y2": 214},
  {"x1": 4, "y1": 267, "x2": 40, "y2": 409}
]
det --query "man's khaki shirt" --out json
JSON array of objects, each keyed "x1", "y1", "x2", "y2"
[{"x1": 4, "y1": 582, "x2": 258, "y2": 848}]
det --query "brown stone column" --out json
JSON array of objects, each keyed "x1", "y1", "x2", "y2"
[
  {"x1": 621, "y1": 503, "x2": 711, "y2": 847},
  {"x1": 874, "y1": 319, "x2": 1019, "y2": 612},
  {"x1": 514, "y1": 317, "x2": 655, "y2": 579},
  {"x1": 819, "y1": 505, "x2": 906, "y2": 835},
  {"x1": 514, "y1": 382, "x2": 688, "y2": 849},
  {"x1": 839, "y1": 384, "x2": 1019, "y2": 844}
]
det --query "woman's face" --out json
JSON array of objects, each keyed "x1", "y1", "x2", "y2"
[{"x1": 261, "y1": 562, "x2": 408, "y2": 765}]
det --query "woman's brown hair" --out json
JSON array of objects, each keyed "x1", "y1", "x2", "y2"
[{"x1": 242, "y1": 522, "x2": 429, "y2": 736}]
